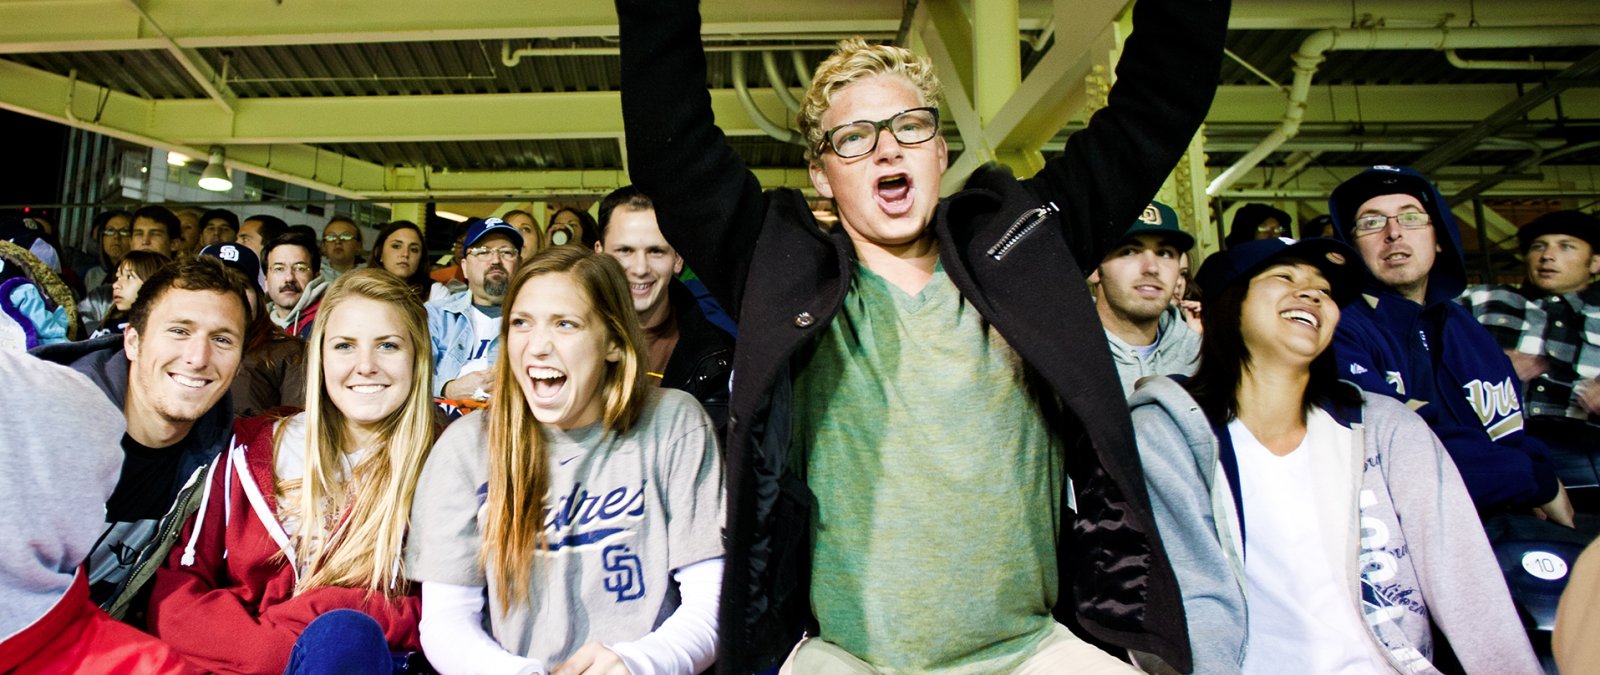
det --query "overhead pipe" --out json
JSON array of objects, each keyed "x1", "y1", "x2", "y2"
[
  {"x1": 731, "y1": 52, "x2": 805, "y2": 145},
  {"x1": 791, "y1": 51, "x2": 812, "y2": 92},
  {"x1": 500, "y1": 41, "x2": 847, "y2": 67},
  {"x1": 1445, "y1": 50, "x2": 1574, "y2": 71},
  {"x1": 1206, "y1": 25, "x2": 1600, "y2": 197},
  {"x1": 762, "y1": 51, "x2": 802, "y2": 114}
]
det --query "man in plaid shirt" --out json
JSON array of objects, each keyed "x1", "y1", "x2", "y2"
[{"x1": 1461, "y1": 210, "x2": 1600, "y2": 488}]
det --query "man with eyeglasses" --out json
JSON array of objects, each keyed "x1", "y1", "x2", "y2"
[
  {"x1": 318, "y1": 216, "x2": 363, "y2": 284},
  {"x1": 261, "y1": 230, "x2": 327, "y2": 338},
  {"x1": 426, "y1": 217, "x2": 523, "y2": 400},
  {"x1": 1329, "y1": 165, "x2": 1574, "y2": 529},
  {"x1": 616, "y1": 0, "x2": 1228, "y2": 671}
]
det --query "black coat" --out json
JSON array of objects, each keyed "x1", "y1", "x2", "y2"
[
  {"x1": 618, "y1": 0, "x2": 1229, "y2": 670},
  {"x1": 659, "y1": 277, "x2": 734, "y2": 437}
]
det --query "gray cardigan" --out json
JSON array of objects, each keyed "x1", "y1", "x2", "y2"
[{"x1": 1128, "y1": 376, "x2": 1540, "y2": 674}]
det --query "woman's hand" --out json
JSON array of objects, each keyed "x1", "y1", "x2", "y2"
[{"x1": 552, "y1": 642, "x2": 630, "y2": 675}]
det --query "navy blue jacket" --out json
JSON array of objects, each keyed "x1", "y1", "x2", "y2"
[{"x1": 1329, "y1": 166, "x2": 1558, "y2": 511}]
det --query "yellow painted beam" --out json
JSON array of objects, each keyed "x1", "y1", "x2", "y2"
[
  {"x1": 1208, "y1": 84, "x2": 1600, "y2": 125},
  {"x1": 0, "y1": 0, "x2": 913, "y2": 51}
]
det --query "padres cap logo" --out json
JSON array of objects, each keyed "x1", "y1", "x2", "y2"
[{"x1": 1140, "y1": 205, "x2": 1161, "y2": 225}]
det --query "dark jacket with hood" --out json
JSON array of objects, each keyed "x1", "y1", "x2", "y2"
[
  {"x1": 659, "y1": 277, "x2": 734, "y2": 436},
  {"x1": 617, "y1": 0, "x2": 1228, "y2": 670},
  {"x1": 31, "y1": 334, "x2": 236, "y2": 621},
  {"x1": 1329, "y1": 165, "x2": 1558, "y2": 511}
]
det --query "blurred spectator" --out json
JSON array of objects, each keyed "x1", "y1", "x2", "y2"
[
  {"x1": 1224, "y1": 203, "x2": 1292, "y2": 249},
  {"x1": 319, "y1": 216, "x2": 363, "y2": 284},
  {"x1": 198, "y1": 208, "x2": 240, "y2": 249},
  {"x1": 237, "y1": 214, "x2": 288, "y2": 257},
  {"x1": 371, "y1": 220, "x2": 449, "y2": 303},
  {"x1": 90, "y1": 250, "x2": 170, "y2": 339}
]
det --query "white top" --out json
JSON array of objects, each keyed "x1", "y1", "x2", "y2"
[
  {"x1": 459, "y1": 304, "x2": 502, "y2": 380},
  {"x1": 1231, "y1": 408, "x2": 1393, "y2": 674}
]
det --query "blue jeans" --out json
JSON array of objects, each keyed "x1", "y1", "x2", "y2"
[{"x1": 283, "y1": 609, "x2": 398, "y2": 675}]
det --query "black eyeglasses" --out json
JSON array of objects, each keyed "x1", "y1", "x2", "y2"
[{"x1": 819, "y1": 107, "x2": 940, "y2": 159}]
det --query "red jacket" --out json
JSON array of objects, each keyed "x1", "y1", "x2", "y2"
[
  {"x1": 0, "y1": 569, "x2": 194, "y2": 675},
  {"x1": 148, "y1": 416, "x2": 422, "y2": 675}
]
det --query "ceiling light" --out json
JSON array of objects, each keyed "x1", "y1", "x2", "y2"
[
  {"x1": 198, "y1": 146, "x2": 232, "y2": 192},
  {"x1": 435, "y1": 210, "x2": 469, "y2": 222},
  {"x1": 166, "y1": 151, "x2": 190, "y2": 166}
]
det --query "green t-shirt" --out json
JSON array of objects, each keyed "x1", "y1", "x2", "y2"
[{"x1": 792, "y1": 263, "x2": 1064, "y2": 673}]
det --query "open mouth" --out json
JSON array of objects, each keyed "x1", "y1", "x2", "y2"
[
  {"x1": 630, "y1": 282, "x2": 653, "y2": 297},
  {"x1": 528, "y1": 366, "x2": 567, "y2": 401},
  {"x1": 1280, "y1": 309, "x2": 1319, "y2": 329},
  {"x1": 1382, "y1": 251, "x2": 1411, "y2": 265},
  {"x1": 170, "y1": 373, "x2": 210, "y2": 389},
  {"x1": 348, "y1": 384, "x2": 388, "y2": 394},
  {"x1": 873, "y1": 173, "x2": 913, "y2": 216}
]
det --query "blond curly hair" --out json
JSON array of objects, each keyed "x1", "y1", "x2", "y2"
[{"x1": 798, "y1": 38, "x2": 943, "y2": 168}]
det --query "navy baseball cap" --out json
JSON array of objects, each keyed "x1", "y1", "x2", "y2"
[
  {"x1": 463, "y1": 217, "x2": 524, "y2": 251},
  {"x1": 1196, "y1": 237, "x2": 1366, "y2": 307},
  {"x1": 199, "y1": 242, "x2": 261, "y2": 292}
]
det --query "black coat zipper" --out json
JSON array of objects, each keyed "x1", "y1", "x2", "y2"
[{"x1": 986, "y1": 201, "x2": 1060, "y2": 260}]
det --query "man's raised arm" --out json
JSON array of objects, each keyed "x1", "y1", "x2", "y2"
[
  {"x1": 617, "y1": 0, "x2": 768, "y2": 316},
  {"x1": 1024, "y1": 0, "x2": 1230, "y2": 267}
]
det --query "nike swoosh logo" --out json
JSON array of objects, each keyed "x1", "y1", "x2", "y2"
[{"x1": 559, "y1": 456, "x2": 578, "y2": 466}]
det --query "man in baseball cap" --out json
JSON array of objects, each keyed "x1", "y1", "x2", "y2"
[
  {"x1": 426, "y1": 217, "x2": 525, "y2": 400},
  {"x1": 1462, "y1": 210, "x2": 1600, "y2": 492},
  {"x1": 1329, "y1": 165, "x2": 1572, "y2": 527},
  {"x1": 1091, "y1": 201, "x2": 1200, "y2": 395}
]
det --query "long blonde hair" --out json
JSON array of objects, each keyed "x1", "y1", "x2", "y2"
[
  {"x1": 482, "y1": 246, "x2": 648, "y2": 607},
  {"x1": 280, "y1": 268, "x2": 435, "y2": 595}
]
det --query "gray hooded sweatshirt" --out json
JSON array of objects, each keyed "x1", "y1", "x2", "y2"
[
  {"x1": 1129, "y1": 376, "x2": 1540, "y2": 674},
  {"x1": 0, "y1": 351, "x2": 125, "y2": 639},
  {"x1": 1107, "y1": 304, "x2": 1200, "y2": 397}
]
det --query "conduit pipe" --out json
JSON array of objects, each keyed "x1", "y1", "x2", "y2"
[
  {"x1": 1445, "y1": 50, "x2": 1575, "y2": 71},
  {"x1": 763, "y1": 51, "x2": 802, "y2": 114},
  {"x1": 732, "y1": 52, "x2": 805, "y2": 145},
  {"x1": 1206, "y1": 25, "x2": 1600, "y2": 197}
]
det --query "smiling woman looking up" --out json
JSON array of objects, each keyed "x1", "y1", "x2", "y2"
[{"x1": 1130, "y1": 238, "x2": 1541, "y2": 674}]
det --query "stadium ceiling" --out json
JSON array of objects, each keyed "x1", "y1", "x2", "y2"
[{"x1": 2, "y1": 0, "x2": 1600, "y2": 213}]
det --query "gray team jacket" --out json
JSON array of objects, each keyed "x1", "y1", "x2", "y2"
[
  {"x1": 1107, "y1": 305, "x2": 1200, "y2": 397},
  {"x1": 1128, "y1": 376, "x2": 1540, "y2": 674}
]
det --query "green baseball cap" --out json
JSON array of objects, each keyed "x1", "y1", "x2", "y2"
[{"x1": 1119, "y1": 201, "x2": 1195, "y2": 254}]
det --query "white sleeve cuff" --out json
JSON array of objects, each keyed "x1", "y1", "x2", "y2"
[
  {"x1": 420, "y1": 582, "x2": 549, "y2": 675},
  {"x1": 609, "y1": 557, "x2": 723, "y2": 675}
]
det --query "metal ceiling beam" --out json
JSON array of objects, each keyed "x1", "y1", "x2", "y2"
[
  {"x1": 1208, "y1": 84, "x2": 1600, "y2": 125},
  {"x1": 0, "y1": 57, "x2": 796, "y2": 145},
  {"x1": 0, "y1": 0, "x2": 929, "y2": 52},
  {"x1": 124, "y1": 0, "x2": 236, "y2": 113},
  {"x1": 1229, "y1": 0, "x2": 1600, "y2": 30},
  {"x1": 1413, "y1": 49, "x2": 1600, "y2": 172}
]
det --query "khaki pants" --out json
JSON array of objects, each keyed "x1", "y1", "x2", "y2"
[{"x1": 777, "y1": 624, "x2": 1138, "y2": 674}]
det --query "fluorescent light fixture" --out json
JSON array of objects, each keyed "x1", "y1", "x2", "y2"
[
  {"x1": 198, "y1": 146, "x2": 232, "y2": 192},
  {"x1": 167, "y1": 151, "x2": 191, "y2": 166},
  {"x1": 436, "y1": 210, "x2": 469, "y2": 222}
]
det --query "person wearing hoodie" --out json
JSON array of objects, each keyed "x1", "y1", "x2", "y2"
[
  {"x1": 148, "y1": 270, "x2": 430, "y2": 674},
  {"x1": 263, "y1": 230, "x2": 329, "y2": 339},
  {"x1": 1223, "y1": 203, "x2": 1292, "y2": 249},
  {"x1": 1328, "y1": 165, "x2": 1573, "y2": 526},
  {"x1": 0, "y1": 350, "x2": 192, "y2": 674},
  {"x1": 29, "y1": 257, "x2": 251, "y2": 622},
  {"x1": 1131, "y1": 237, "x2": 1539, "y2": 674},
  {"x1": 1092, "y1": 201, "x2": 1201, "y2": 396}
]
